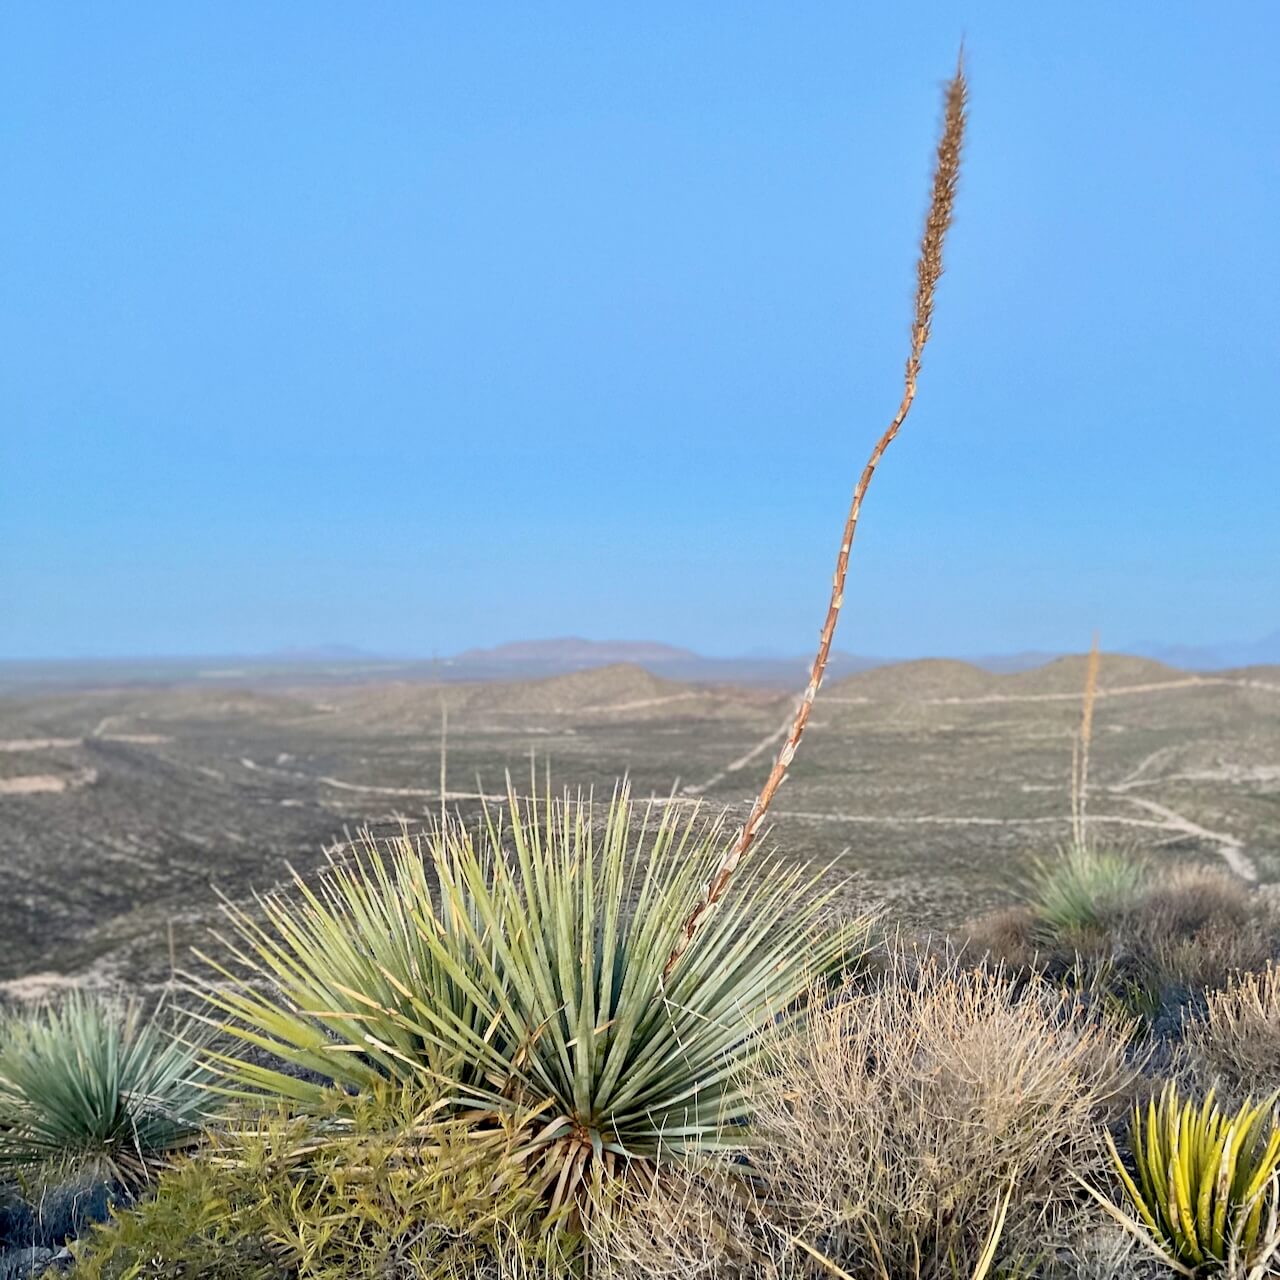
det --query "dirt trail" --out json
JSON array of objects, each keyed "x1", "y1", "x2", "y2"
[
  {"x1": 682, "y1": 698, "x2": 801, "y2": 796},
  {"x1": 777, "y1": 800, "x2": 1257, "y2": 881},
  {"x1": 578, "y1": 692, "x2": 701, "y2": 714},
  {"x1": 922, "y1": 675, "x2": 1280, "y2": 707},
  {"x1": 0, "y1": 733, "x2": 170, "y2": 752},
  {"x1": 0, "y1": 767, "x2": 98, "y2": 796},
  {"x1": 1111, "y1": 794, "x2": 1255, "y2": 880}
]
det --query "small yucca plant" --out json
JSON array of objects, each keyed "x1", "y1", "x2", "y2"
[
  {"x1": 0, "y1": 993, "x2": 209, "y2": 1186},
  {"x1": 1103, "y1": 1084, "x2": 1280, "y2": 1275},
  {"x1": 195, "y1": 782, "x2": 870, "y2": 1210},
  {"x1": 1026, "y1": 841, "x2": 1145, "y2": 933}
]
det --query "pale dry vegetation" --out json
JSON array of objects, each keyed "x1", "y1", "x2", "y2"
[
  {"x1": 1182, "y1": 964, "x2": 1280, "y2": 1103},
  {"x1": 748, "y1": 958, "x2": 1135, "y2": 1279},
  {"x1": 963, "y1": 859, "x2": 1280, "y2": 1034}
]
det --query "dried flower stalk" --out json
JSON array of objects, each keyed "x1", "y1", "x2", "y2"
[
  {"x1": 665, "y1": 55, "x2": 969, "y2": 978},
  {"x1": 1070, "y1": 632, "x2": 1102, "y2": 846}
]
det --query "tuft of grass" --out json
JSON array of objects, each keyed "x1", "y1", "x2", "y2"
[
  {"x1": 193, "y1": 781, "x2": 871, "y2": 1212},
  {"x1": 1098, "y1": 1083, "x2": 1280, "y2": 1276},
  {"x1": 746, "y1": 955, "x2": 1134, "y2": 1280},
  {"x1": 1026, "y1": 841, "x2": 1147, "y2": 933},
  {"x1": 0, "y1": 993, "x2": 209, "y2": 1189}
]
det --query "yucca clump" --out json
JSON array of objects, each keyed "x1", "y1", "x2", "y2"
[
  {"x1": 1026, "y1": 841, "x2": 1146, "y2": 933},
  {"x1": 1104, "y1": 1084, "x2": 1280, "y2": 1275},
  {"x1": 195, "y1": 782, "x2": 869, "y2": 1210},
  {"x1": 0, "y1": 993, "x2": 208, "y2": 1187}
]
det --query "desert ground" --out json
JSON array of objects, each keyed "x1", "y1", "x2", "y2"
[{"x1": 1, "y1": 655, "x2": 1278, "y2": 993}]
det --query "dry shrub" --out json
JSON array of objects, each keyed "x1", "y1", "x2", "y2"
[
  {"x1": 1182, "y1": 962, "x2": 1280, "y2": 1102},
  {"x1": 962, "y1": 905, "x2": 1041, "y2": 970},
  {"x1": 748, "y1": 957, "x2": 1135, "y2": 1279},
  {"x1": 963, "y1": 864, "x2": 1280, "y2": 1032},
  {"x1": 1138, "y1": 863, "x2": 1253, "y2": 933},
  {"x1": 1062, "y1": 1222, "x2": 1177, "y2": 1280},
  {"x1": 1109, "y1": 867, "x2": 1277, "y2": 1019}
]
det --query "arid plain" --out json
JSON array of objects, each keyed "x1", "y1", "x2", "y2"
[{"x1": 1, "y1": 654, "x2": 1278, "y2": 994}]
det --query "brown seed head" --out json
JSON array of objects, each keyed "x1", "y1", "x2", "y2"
[{"x1": 909, "y1": 55, "x2": 967, "y2": 387}]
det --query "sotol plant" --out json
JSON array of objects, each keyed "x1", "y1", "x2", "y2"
[
  {"x1": 1025, "y1": 637, "x2": 1146, "y2": 934},
  {"x1": 665, "y1": 53, "x2": 967, "y2": 974},
  {"x1": 193, "y1": 48, "x2": 967, "y2": 1227},
  {"x1": 0, "y1": 992, "x2": 209, "y2": 1187},
  {"x1": 1025, "y1": 842, "x2": 1146, "y2": 933},
  {"x1": 196, "y1": 783, "x2": 869, "y2": 1209}
]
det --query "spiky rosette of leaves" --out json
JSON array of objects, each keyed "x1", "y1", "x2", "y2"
[
  {"x1": 0, "y1": 993, "x2": 209, "y2": 1186},
  {"x1": 1026, "y1": 841, "x2": 1146, "y2": 933},
  {"x1": 195, "y1": 781, "x2": 870, "y2": 1208},
  {"x1": 1103, "y1": 1083, "x2": 1280, "y2": 1275}
]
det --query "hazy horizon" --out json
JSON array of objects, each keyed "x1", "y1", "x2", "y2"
[
  {"x1": 4, "y1": 5, "x2": 1278, "y2": 662},
  {"x1": 5, "y1": 627, "x2": 1279, "y2": 670}
]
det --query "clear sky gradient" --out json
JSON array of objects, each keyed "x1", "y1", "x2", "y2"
[{"x1": 3, "y1": 4, "x2": 1277, "y2": 660}]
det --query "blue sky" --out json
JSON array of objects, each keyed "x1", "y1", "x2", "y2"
[{"x1": 2, "y1": 4, "x2": 1277, "y2": 661}]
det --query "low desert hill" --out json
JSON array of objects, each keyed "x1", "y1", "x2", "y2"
[
  {"x1": 457, "y1": 663, "x2": 690, "y2": 715},
  {"x1": 826, "y1": 654, "x2": 1193, "y2": 703},
  {"x1": 826, "y1": 659, "x2": 1000, "y2": 701}
]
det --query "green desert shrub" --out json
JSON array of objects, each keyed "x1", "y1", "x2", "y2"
[
  {"x1": 0, "y1": 993, "x2": 208, "y2": 1187},
  {"x1": 745, "y1": 956, "x2": 1135, "y2": 1280},
  {"x1": 68, "y1": 1083, "x2": 565, "y2": 1280},
  {"x1": 67, "y1": 1155, "x2": 285, "y2": 1280},
  {"x1": 1101, "y1": 1083, "x2": 1280, "y2": 1276},
  {"x1": 195, "y1": 783, "x2": 870, "y2": 1210}
]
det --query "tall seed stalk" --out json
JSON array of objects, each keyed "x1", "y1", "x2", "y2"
[
  {"x1": 1070, "y1": 632, "x2": 1101, "y2": 847},
  {"x1": 666, "y1": 56, "x2": 968, "y2": 978}
]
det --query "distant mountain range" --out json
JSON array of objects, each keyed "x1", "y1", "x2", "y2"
[
  {"x1": 441, "y1": 638, "x2": 1089, "y2": 683},
  {"x1": 1124, "y1": 630, "x2": 1280, "y2": 671},
  {"x1": 2, "y1": 632, "x2": 1277, "y2": 692},
  {"x1": 446, "y1": 633, "x2": 1280, "y2": 680}
]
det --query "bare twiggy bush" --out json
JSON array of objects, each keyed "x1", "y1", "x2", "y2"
[
  {"x1": 961, "y1": 905, "x2": 1042, "y2": 969},
  {"x1": 1138, "y1": 862, "x2": 1254, "y2": 935},
  {"x1": 583, "y1": 1167, "x2": 790, "y2": 1280},
  {"x1": 748, "y1": 956, "x2": 1135, "y2": 1280},
  {"x1": 666, "y1": 54, "x2": 968, "y2": 977},
  {"x1": 1182, "y1": 963, "x2": 1280, "y2": 1103},
  {"x1": 1056, "y1": 1222, "x2": 1179, "y2": 1280}
]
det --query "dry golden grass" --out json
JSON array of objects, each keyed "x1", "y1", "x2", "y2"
[
  {"x1": 1182, "y1": 962, "x2": 1280, "y2": 1102},
  {"x1": 746, "y1": 955, "x2": 1135, "y2": 1279}
]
